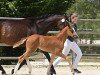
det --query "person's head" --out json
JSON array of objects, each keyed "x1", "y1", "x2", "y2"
[{"x1": 69, "y1": 13, "x2": 78, "y2": 24}]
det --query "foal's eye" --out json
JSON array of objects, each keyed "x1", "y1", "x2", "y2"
[
  {"x1": 70, "y1": 29, "x2": 74, "y2": 33},
  {"x1": 61, "y1": 18, "x2": 65, "y2": 22}
]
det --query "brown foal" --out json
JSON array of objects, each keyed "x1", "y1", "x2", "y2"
[{"x1": 13, "y1": 26, "x2": 75, "y2": 74}]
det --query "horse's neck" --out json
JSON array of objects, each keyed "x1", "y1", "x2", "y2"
[
  {"x1": 57, "y1": 26, "x2": 69, "y2": 43},
  {"x1": 35, "y1": 17, "x2": 56, "y2": 34},
  {"x1": 30, "y1": 15, "x2": 63, "y2": 35}
]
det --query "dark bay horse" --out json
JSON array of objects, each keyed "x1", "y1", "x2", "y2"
[{"x1": 0, "y1": 15, "x2": 67, "y2": 75}]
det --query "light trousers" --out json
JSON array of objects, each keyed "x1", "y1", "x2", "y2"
[{"x1": 53, "y1": 39, "x2": 82, "y2": 69}]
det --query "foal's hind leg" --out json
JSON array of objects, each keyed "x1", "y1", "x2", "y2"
[
  {"x1": 26, "y1": 58, "x2": 32, "y2": 74},
  {"x1": 12, "y1": 59, "x2": 27, "y2": 74},
  {"x1": 13, "y1": 54, "x2": 25, "y2": 74},
  {"x1": 13, "y1": 52, "x2": 31, "y2": 74}
]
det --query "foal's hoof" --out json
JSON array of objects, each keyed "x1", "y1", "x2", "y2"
[
  {"x1": 28, "y1": 67, "x2": 32, "y2": 74},
  {"x1": 71, "y1": 69, "x2": 75, "y2": 75},
  {"x1": 29, "y1": 71, "x2": 31, "y2": 74}
]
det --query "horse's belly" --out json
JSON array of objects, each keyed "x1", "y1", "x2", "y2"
[
  {"x1": 0, "y1": 21, "x2": 28, "y2": 45},
  {"x1": 0, "y1": 43, "x2": 10, "y2": 46},
  {"x1": 0, "y1": 38, "x2": 19, "y2": 45}
]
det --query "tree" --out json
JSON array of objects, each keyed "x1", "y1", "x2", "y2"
[
  {"x1": 67, "y1": 0, "x2": 100, "y2": 54},
  {"x1": 0, "y1": 0, "x2": 76, "y2": 64},
  {"x1": 0, "y1": 0, "x2": 75, "y2": 17}
]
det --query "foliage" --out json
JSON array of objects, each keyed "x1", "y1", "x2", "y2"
[
  {"x1": 67, "y1": 0, "x2": 100, "y2": 54},
  {"x1": 0, "y1": 0, "x2": 75, "y2": 17},
  {"x1": 0, "y1": 0, "x2": 76, "y2": 63},
  {"x1": 67, "y1": 0, "x2": 100, "y2": 19}
]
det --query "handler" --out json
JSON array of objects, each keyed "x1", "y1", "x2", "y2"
[{"x1": 53, "y1": 13, "x2": 82, "y2": 73}]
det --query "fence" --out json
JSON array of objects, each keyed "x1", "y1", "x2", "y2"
[{"x1": 0, "y1": 19, "x2": 100, "y2": 60}]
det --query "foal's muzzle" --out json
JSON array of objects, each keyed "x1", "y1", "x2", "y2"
[{"x1": 73, "y1": 35, "x2": 79, "y2": 39}]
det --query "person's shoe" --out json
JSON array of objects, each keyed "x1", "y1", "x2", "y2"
[
  {"x1": 11, "y1": 69, "x2": 14, "y2": 74},
  {"x1": 74, "y1": 69, "x2": 81, "y2": 73}
]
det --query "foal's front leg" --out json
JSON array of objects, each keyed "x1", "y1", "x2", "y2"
[{"x1": 56, "y1": 52, "x2": 74, "y2": 75}]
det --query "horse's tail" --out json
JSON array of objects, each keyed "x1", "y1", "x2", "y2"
[{"x1": 13, "y1": 37, "x2": 28, "y2": 48}]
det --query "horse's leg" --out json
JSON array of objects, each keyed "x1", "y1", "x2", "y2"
[
  {"x1": 18, "y1": 59, "x2": 27, "y2": 70},
  {"x1": 26, "y1": 58, "x2": 32, "y2": 74},
  {"x1": 12, "y1": 56, "x2": 32, "y2": 74},
  {"x1": 41, "y1": 50, "x2": 56, "y2": 75},
  {"x1": 0, "y1": 65, "x2": 6, "y2": 74},
  {"x1": 18, "y1": 58, "x2": 32, "y2": 74},
  {"x1": 13, "y1": 54, "x2": 24, "y2": 74},
  {"x1": 47, "y1": 54, "x2": 55, "y2": 75},
  {"x1": 56, "y1": 52, "x2": 74, "y2": 75},
  {"x1": 13, "y1": 62, "x2": 20, "y2": 75},
  {"x1": 13, "y1": 52, "x2": 30, "y2": 75}
]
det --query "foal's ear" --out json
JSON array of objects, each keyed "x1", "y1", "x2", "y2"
[{"x1": 66, "y1": 25, "x2": 70, "y2": 29}]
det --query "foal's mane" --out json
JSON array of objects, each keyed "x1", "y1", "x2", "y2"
[{"x1": 56, "y1": 26, "x2": 69, "y2": 43}]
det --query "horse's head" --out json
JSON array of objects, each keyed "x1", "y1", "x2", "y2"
[
  {"x1": 55, "y1": 15, "x2": 79, "y2": 39},
  {"x1": 54, "y1": 15, "x2": 69, "y2": 30}
]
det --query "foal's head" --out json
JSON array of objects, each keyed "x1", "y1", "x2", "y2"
[
  {"x1": 67, "y1": 26, "x2": 79, "y2": 39},
  {"x1": 62, "y1": 26, "x2": 75, "y2": 37}
]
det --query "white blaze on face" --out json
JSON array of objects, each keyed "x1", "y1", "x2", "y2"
[
  {"x1": 72, "y1": 27, "x2": 79, "y2": 37},
  {"x1": 61, "y1": 18, "x2": 65, "y2": 22}
]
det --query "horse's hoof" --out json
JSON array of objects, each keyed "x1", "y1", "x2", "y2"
[
  {"x1": 50, "y1": 70, "x2": 56, "y2": 74},
  {"x1": 11, "y1": 69, "x2": 14, "y2": 74},
  {"x1": 71, "y1": 70, "x2": 75, "y2": 75},
  {"x1": 29, "y1": 68, "x2": 32, "y2": 74},
  {"x1": 29, "y1": 71, "x2": 31, "y2": 74},
  {"x1": 50, "y1": 72, "x2": 56, "y2": 75},
  {"x1": 47, "y1": 72, "x2": 51, "y2": 75},
  {"x1": 2, "y1": 71, "x2": 7, "y2": 75},
  {"x1": 50, "y1": 71, "x2": 56, "y2": 74},
  {"x1": 47, "y1": 72, "x2": 56, "y2": 75}
]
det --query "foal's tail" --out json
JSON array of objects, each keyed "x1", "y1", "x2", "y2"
[{"x1": 13, "y1": 37, "x2": 28, "y2": 48}]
